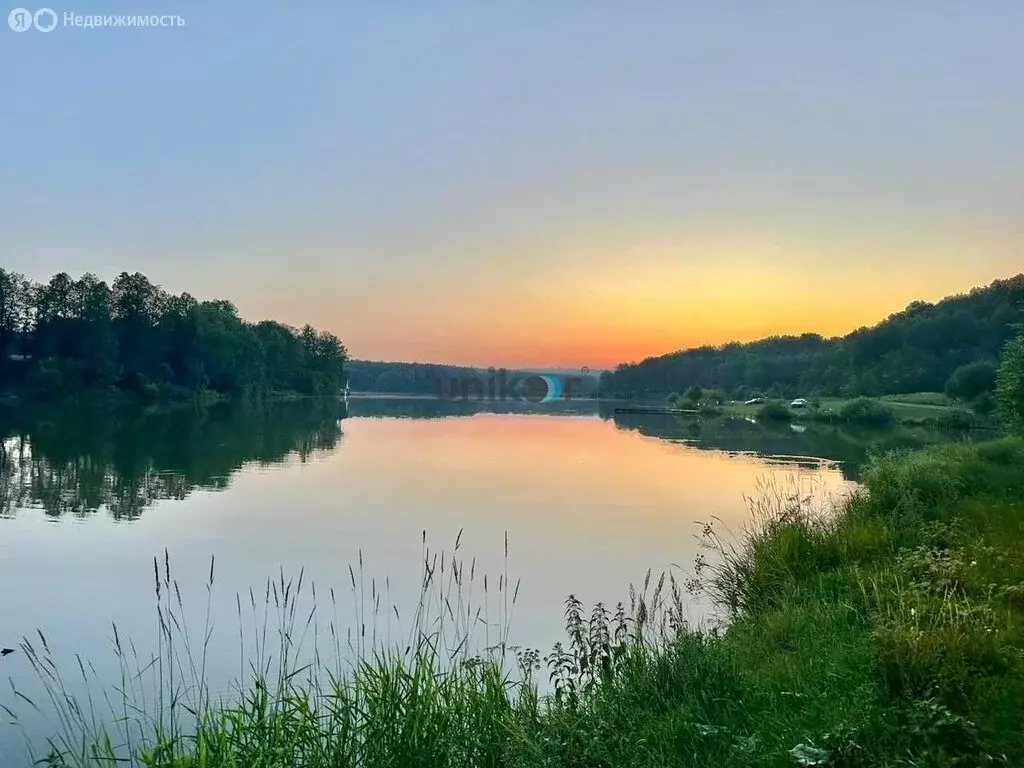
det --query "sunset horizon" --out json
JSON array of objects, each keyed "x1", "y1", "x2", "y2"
[{"x1": 4, "y1": 5, "x2": 1021, "y2": 372}]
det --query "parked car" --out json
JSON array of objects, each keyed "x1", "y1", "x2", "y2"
[
  {"x1": 744, "y1": 397, "x2": 765, "y2": 405},
  {"x1": 790, "y1": 398, "x2": 808, "y2": 408}
]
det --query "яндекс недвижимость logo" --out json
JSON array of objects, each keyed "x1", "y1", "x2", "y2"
[
  {"x1": 8, "y1": 8, "x2": 185, "y2": 31},
  {"x1": 8, "y1": 7, "x2": 57, "y2": 31}
]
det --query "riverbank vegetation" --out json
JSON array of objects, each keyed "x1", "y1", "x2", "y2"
[
  {"x1": 726, "y1": 325, "x2": 1024, "y2": 432},
  {"x1": 0, "y1": 269, "x2": 347, "y2": 402},
  {"x1": 8, "y1": 434, "x2": 1024, "y2": 766},
  {"x1": 996, "y1": 328, "x2": 1024, "y2": 435},
  {"x1": 678, "y1": 393, "x2": 985, "y2": 430}
]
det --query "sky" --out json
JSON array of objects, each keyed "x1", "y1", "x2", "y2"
[{"x1": 1, "y1": 2, "x2": 1021, "y2": 369}]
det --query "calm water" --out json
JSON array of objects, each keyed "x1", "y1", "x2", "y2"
[{"x1": 0, "y1": 397, "x2": 955, "y2": 759}]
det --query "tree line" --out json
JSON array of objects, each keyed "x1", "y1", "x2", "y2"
[
  {"x1": 0, "y1": 270, "x2": 347, "y2": 400},
  {"x1": 600, "y1": 275, "x2": 1024, "y2": 402},
  {"x1": 347, "y1": 360, "x2": 602, "y2": 398},
  {"x1": 346, "y1": 360, "x2": 483, "y2": 395}
]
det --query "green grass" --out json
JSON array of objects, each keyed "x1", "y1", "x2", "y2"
[
  {"x1": 715, "y1": 393, "x2": 990, "y2": 429},
  {"x1": 7, "y1": 440, "x2": 1024, "y2": 766},
  {"x1": 838, "y1": 395, "x2": 951, "y2": 423},
  {"x1": 880, "y1": 392, "x2": 955, "y2": 407}
]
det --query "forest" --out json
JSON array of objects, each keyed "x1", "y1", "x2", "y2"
[
  {"x1": 601, "y1": 275, "x2": 1024, "y2": 400},
  {"x1": 346, "y1": 360, "x2": 483, "y2": 395},
  {"x1": 0, "y1": 270, "x2": 347, "y2": 400}
]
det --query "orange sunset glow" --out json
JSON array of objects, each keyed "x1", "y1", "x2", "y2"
[{"x1": 324, "y1": 238, "x2": 1018, "y2": 369}]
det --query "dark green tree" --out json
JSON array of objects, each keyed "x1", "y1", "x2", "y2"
[
  {"x1": 944, "y1": 362, "x2": 997, "y2": 402},
  {"x1": 996, "y1": 328, "x2": 1024, "y2": 434},
  {"x1": 0, "y1": 269, "x2": 31, "y2": 375},
  {"x1": 72, "y1": 274, "x2": 116, "y2": 387},
  {"x1": 112, "y1": 271, "x2": 163, "y2": 385},
  {"x1": 683, "y1": 386, "x2": 704, "y2": 404}
]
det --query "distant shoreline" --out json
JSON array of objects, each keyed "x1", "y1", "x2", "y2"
[{"x1": 345, "y1": 391, "x2": 438, "y2": 400}]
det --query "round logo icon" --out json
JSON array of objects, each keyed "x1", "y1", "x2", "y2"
[
  {"x1": 522, "y1": 375, "x2": 563, "y2": 403},
  {"x1": 34, "y1": 7, "x2": 57, "y2": 31},
  {"x1": 8, "y1": 7, "x2": 33, "y2": 31}
]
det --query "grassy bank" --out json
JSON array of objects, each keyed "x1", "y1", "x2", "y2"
[
  {"x1": 705, "y1": 393, "x2": 994, "y2": 430},
  {"x1": 9, "y1": 439, "x2": 1024, "y2": 766}
]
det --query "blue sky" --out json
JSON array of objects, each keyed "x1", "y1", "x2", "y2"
[{"x1": 2, "y1": 2, "x2": 1022, "y2": 366}]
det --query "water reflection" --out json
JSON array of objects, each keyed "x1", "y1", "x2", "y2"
[
  {"x1": 0, "y1": 396, "x2": 968, "y2": 524},
  {"x1": 0, "y1": 399, "x2": 348, "y2": 520},
  {"x1": 346, "y1": 395, "x2": 602, "y2": 419},
  {"x1": 349, "y1": 397, "x2": 961, "y2": 481},
  {"x1": 603, "y1": 410, "x2": 958, "y2": 481}
]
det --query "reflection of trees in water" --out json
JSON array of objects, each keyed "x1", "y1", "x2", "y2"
[
  {"x1": 345, "y1": 398, "x2": 951, "y2": 481},
  {"x1": 604, "y1": 410, "x2": 953, "y2": 481},
  {"x1": 346, "y1": 397, "x2": 602, "y2": 419},
  {"x1": 0, "y1": 395, "x2": 957, "y2": 520},
  {"x1": 0, "y1": 437, "x2": 30, "y2": 514},
  {"x1": 0, "y1": 399, "x2": 347, "y2": 520}
]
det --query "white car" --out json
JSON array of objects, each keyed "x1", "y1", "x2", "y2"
[{"x1": 790, "y1": 398, "x2": 808, "y2": 408}]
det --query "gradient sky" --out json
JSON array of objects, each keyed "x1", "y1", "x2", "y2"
[{"x1": 2, "y1": 2, "x2": 1021, "y2": 368}]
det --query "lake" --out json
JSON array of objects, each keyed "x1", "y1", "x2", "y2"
[{"x1": 0, "y1": 397, "x2": 958, "y2": 760}]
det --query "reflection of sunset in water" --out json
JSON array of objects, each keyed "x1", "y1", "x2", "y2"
[{"x1": 333, "y1": 415, "x2": 854, "y2": 532}]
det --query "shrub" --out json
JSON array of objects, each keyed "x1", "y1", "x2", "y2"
[
  {"x1": 24, "y1": 358, "x2": 68, "y2": 398},
  {"x1": 839, "y1": 397, "x2": 895, "y2": 427},
  {"x1": 862, "y1": 439, "x2": 1024, "y2": 518},
  {"x1": 996, "y1": 329, "x2": 1024, "y2": 434},
  {"x1": 757, "y1": 401, "x2": 793, "y2": 421},
  {"x1": 118, "y1": 370, "x2": 160, "y2": 402},
  {"x1": 705, "y1": 388, "x2": 728, "y2": 405},
  {"x1": 944, "y1": 362, "x2": 997, "y2": 402},
  {"x1": 24, "y1": 357, "x2": 89, "y2": 399},
  {"x1": 683, "y1": 385, "x2": 704, "y2": 405},
  {"x1": 970, "y1": 391, "x2": 997, "y2": 416},
  {"x1": 936, "y1": 409, "x2": 975, "y2": 430}
]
